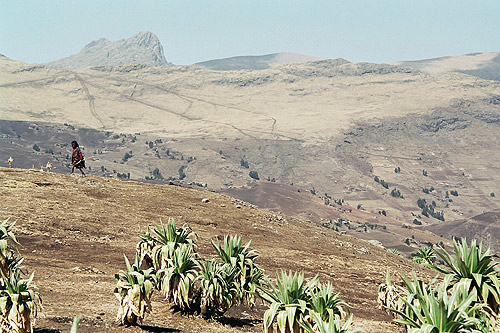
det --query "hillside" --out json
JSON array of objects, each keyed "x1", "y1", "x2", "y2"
[
  {"x1": 0, "y1": 168, "x2": 434, "y2": 332},
  {"x1": 393, "y1": 52, "x2": 500, "y2": 81},
  {"x1": 45, "y1": 32, "x2": 170, "y2": 70},
  {"x1": 194, "y1": 52, "x2": 326, "y2": 70},
  {"x1": 1, "y1": 51, "x2": 500, "y2": 256}
]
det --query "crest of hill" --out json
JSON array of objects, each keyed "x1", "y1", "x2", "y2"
[
  {"x1": 393, "y1": 52, "x2": 500, "y2": 81},
  {"x1": 45, "y1": 31, "x2": 170, "y2": 70},
  {"x1": 194, "y1": 52, "x2": 326, "y2": 70}
]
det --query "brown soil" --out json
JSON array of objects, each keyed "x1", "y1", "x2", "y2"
[{"x1": 0, "y1": 168, "x2": 431, "y2": 332}]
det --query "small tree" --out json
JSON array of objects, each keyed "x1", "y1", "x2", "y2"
[
  {"x1": 240, "y1": 159, "x2": 249, "y2": 168},
  {"x1": 249, "y1": 171, "x2": 259, "y2": 180},
  {"x1": 122, "y1": 151, "x2": 133, "y2": 163},
  {"x1": 178, "y1": 166, "x2": 187, "y2": 180},
  {"x1": 32, "y1": 144, "x2": 40, "y2": 152}
]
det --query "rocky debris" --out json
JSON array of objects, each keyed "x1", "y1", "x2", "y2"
[
  {"x1": 46, "y1": 31, "x2": 170, "y2": 70},
  {"x1": 201, "y1": 198, "x2": 210, "y2": 203},
  {"x1": 367, "y1": 240, "x2": 384, "y2": 248},
  {"x1": 265, "y1": 213, "x2": 288, "y2": 224}
]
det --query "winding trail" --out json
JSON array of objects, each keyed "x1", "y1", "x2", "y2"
[{"x1": 74, "y1": 74, "x2": 105, "y2": 128}]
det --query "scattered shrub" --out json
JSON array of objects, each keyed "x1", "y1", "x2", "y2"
[{"x1": 249, "y1": 171, "x2": 259, "y2": 180}]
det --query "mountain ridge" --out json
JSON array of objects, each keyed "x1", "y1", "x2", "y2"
[{"x1": 194, "y1": 52, "x2": 327, "y2": 70}]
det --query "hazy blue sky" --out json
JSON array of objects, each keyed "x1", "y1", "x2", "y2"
[{"x1": 1, "y1": 0, "x2": 499, "y2": 65}]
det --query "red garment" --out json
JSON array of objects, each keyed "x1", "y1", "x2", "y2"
[{"x1": 72, "y1": 147, "x2": 85, "y2": 167}]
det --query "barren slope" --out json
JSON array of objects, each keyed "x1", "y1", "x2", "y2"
[
  {"x1": 0, "y1": 168, "x2": 433, "y2": 332},
  {"x1": 1, "y1": 55, "x2": 500, "y2": 257}
]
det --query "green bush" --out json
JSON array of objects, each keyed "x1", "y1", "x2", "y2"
[
  {"x1": 249, "y1": 171, "x2": 259, "y2": 180},
  {"x1": 240, "y1": 159, "x2": 249, "y2": 168}
]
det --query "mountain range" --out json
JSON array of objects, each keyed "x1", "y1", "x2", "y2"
[{"x1": 40, "y1": 31, "x2": 500, "y2": 81}]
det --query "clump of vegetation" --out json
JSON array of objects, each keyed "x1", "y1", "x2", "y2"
[
  {"x1": 146, "y1": 168, "x2": 164, "y2": 181},
  {"x1": 422, "y1": 169, "x2": 428, "y2": 177},
  {"x1": 491, "y1": 192, "x2": 495, "y2": 197},
  {"x1": 374, "y1": 176, "x2": 389, "y2": 189},
  {"x1": 394, "y1": 167, "x2": 401, "y2": 173},
  {"x1": 240, "y1": 159, "x2": 249, "y2": 168},
  {"x1": 116, "y1": 218, "x2": 359, "y2": 331},
  {"x1": 178, "y1": 166, "x2": 187, "y2": 180},
  {"x1": 450, "y1": 189, "x2": 459, "y2": 197},
  {"x1": 0, "y1": 219, "x2": 42, "y2": 333},
  {"x1": 417, "y1": 198, "x2": 444, "y2": 221},
  {"x1": 260, "y1": 271, "x2": 353, "y2": 333},
  {"x1": 412, "y1": 218, "x2": 422, "y2": 225},
  {"x1": 422, "y1": 186, "x2": 434, "y2": 194},
  {"x1": 390, "y1": 188, "x2": 404, "y2": 199},
  {"x1": 117, "y1": 172, "x2": 130, "y2": 179},
  {"x1": 249, "y1": 171, "x2": 259, "y2": 180},
  {"x1": 411, "y1": 247, "x2": 435, "y2": 265},
  {"x1": 32, "y1": 144, "x2": 40, "y2": 152},
  {"x1": 379, "y1": 238, "x2": 500, "y2": 332},
  {"x1": 122, "y1": 151, "x2": 133, "y2": 163},
  {"x1": 114, "y1": 255, "x2": 156, "y2": 325}
]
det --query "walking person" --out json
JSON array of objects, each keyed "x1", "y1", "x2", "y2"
[{"x1": 71, "y1": 140, "x2": 86, "y2": 175}]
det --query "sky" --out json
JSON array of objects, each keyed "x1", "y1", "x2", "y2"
[{"x1": 1, "y1": 0, "x2": 499, "y2": 65}]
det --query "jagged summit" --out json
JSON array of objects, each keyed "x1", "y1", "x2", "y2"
[{"x1": 46, "y1": 31, "x2": 169, "y2": 70}]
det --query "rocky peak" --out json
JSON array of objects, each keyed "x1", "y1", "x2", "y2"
[{"x1": 46, "y1": 32, "x2": 170, "y2": 70}]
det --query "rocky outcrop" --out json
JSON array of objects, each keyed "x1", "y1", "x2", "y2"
[{"x1": 46, "y1": 32, "x2": 170, "y2": 70}]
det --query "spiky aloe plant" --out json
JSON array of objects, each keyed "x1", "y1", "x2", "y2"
[
  {"x1": 212, "y1": 235, "x2": 257, "y2": 266},
  {"x1": 152, "y1": 219, "x2": 197, "y2": 248},
  {"x1": 136, "y1": 226, "x2": 156, "y2": 267},
  {"x1": 307, "y1": 282, "x2": 346, "y2": 323},
  {"x1": 114, "y1": 254, "x2": 156, "y2": 325},
  {"x1": 259, "y1": 270, "x2": 319, "y2": 333},
  {"x1": 300, "y1": 313, "x2": 357, "y2": 333},
  {"x1": 429, "y1": 238, "x2": 500, "y2": 314},
  {"x1": 195, "y1": 259, "x2": 236, "y2": 318},
  {"x1": 412, "y1": 247, "x2": 435, "y2": 265},
  {"x1": 0, "y1": 270, "x2": 42, "y2": 333},
  {"x1": 151, "y1": 219, "x2": 197, "y2": 270},
  {"x1": 238, "y1": 259, "x2": 265, "y2": 307},
  {"x1": 0, "y1": 218, "x2": 19, "y2": 280},
  {"x1": 157, "y1": 244, "x2": 197, "y2": 310},
  {"x1": 0, "y1": 251, "x2": 24, "y2": 286},
  {"x1": 389, "y1": 248, "x2": 401, "y2": 256},
  {"x1": 0, "y1": 219, "x2": 18, "y2": 254},
  {"x1": 389, "y1": 274, "x2": 486, "y2": 333},
  {"x1": 212, "y1": 235, "x2": 263, "y2": 306},
  {"x1": 377, "y1": 269, "x2": 404, "y2": 317}
]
